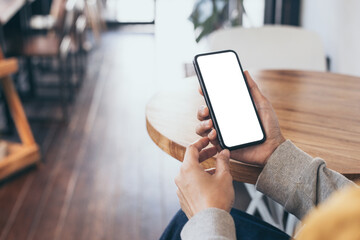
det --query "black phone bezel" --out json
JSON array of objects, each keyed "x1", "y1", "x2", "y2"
[{"x1": 193, "y1": 49, "x2": 266, "y2": 150}]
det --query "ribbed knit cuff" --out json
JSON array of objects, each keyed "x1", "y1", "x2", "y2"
[{"x1": 181, "y1": 208, "x2": 236, "y2": 240}]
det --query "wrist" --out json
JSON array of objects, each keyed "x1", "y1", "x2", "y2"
[
  {"x1": 264, "y1": 134, "x2": 285, "y2": 165},
  {"x1": 276, "y1": 135, "x2": 286, "y2": 148},
  {"x1": 204, "y1": 197, "x2": 233, "y2": 213},
  {"x1": 204, "y1": 203, "x2": 231, "y2": 213}
]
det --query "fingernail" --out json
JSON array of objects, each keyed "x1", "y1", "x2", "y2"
[
  {"x1": 219, "y1": 149, "x2": 230, "y2": 158},
  {"x1": 207, "y1": 119, "x2": 212, "y2": 127},
  {"x1": 223, "y1": 149, "x2": 230, "y2": 156}
]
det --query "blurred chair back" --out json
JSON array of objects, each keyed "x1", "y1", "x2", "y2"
[
  {"x1": 206, "y1": 25, "x2": 326, "y2": 71},
  {"x1": 50, "y1": 0, "x2": 66, "y2": 19},
  {"x1": 63, "y1": 0, "x2": 76, "y2": 36},
  {"x1": 50, "y1": 0, "x2": 67, "y2": 32}
]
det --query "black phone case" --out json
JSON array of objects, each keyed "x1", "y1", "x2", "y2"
[{"x1": 193, "y1": 49, "x2": 266, "y2": 150}]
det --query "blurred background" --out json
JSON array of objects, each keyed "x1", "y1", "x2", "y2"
[{"x1": 0, "y1": 0, "x2": 359, "y2": 239}]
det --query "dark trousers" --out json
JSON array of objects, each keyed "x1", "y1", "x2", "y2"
[{"x1": 160, "y1": 208, "x2": 290, "y2": 240}]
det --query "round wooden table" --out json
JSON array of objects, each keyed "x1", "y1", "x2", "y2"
[{"x1": 146, "y1": 70, "x2": 360, "y2": 184}]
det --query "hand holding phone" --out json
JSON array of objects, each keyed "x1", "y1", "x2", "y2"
[
  {"x1": 194, "y1": 50, "x2": 285, "y2": 165},
  {"x1": 194, "y1": 50, "x2": 265, "y2": 150}
]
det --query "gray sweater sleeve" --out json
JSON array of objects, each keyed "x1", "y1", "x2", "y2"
[
  {"x1": 181, "y1": 208, "x2": 236, "y2": 240},
  {"x1": 256, "y1": 140, "x2": 354, "y2": 219}
]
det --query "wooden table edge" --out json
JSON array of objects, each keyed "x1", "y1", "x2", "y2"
[{"x1": 146, "y1": 115, "x2": 263, "y2": 184}]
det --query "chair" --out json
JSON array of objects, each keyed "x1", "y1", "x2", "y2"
[
  {"x1": 29, "y1": 0, "x2": 67, "y2": 32},
  {"x1": 206, "y1": 25, "x2": 326, "y2": 71},
  {"x1": 205, "y1": 25, "x2": 327, "y2": 235},
  {"x1": 0, "y1": 47, "x2": 41, "y2": 180},
  {"x1": 84, "y1": 0, "x2": 106, "y2": 45},
  {"x1": 8, "y1": 1, "x2": 82, "y2": 121},
  {"x1": 29, "y1": 0, "x2": 88, "y2": 88}
]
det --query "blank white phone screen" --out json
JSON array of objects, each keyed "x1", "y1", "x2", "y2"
[{"x1": 197, "y1": 52, "x2": 264, "y2": 148}]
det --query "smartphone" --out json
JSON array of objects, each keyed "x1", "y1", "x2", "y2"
[{"x1": 193, "y1": 50, "x2": 266, "y2": 150}]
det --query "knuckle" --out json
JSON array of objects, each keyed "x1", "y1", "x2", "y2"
[
  {"x1": 195, "y1": 124, "x2": 203, "y2": 135},
  {"x1": 181, "y1": 163, "x2": 190, "y2": 172},
  {"x1": 188, "y1": 144, "x2": 197, "y2": 152},
  {"x1": 250, "y1": 84, "x2": 258, "y2": 93},
  {"x1": 202, "y1": 120, "x2": 209, "y2": 127},
  {"x1": 197, "y1": 105, "x2": 204, "y2": 113},
  {"x1": 199, "y1": 105, "x2": 207, "y2": 115}
]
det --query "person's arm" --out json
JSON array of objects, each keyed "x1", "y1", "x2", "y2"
[
  {"x1": 255, "y1": 140, "x2": 354, "y2": 219},
  {"x1": 178, "y1": 71, "x2": 283, "y2": 239},
  {"x1": 195, "y1": 71, "x2": 354, "y2": 221},
  {"x1": 184, "y1": 71, "x2": 355, "y2": 239},
  {"x1": 180, "y1": 140, "x2": 354, "y2": 239},
  {"x1": 175, "y1": 137, "x2": 236, "y2": 240}
]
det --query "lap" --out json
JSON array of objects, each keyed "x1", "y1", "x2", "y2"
[{"x1": 160, "y1": 208, "x2": 290, "y2": 240}]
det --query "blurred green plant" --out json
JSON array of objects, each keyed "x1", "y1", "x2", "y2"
[{"x1": 189, "y1": 0, "x2": 245, "y2": 42}]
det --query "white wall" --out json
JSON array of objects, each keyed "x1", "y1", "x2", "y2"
[
  {"x1": 243, "y1": 0, "x2": 265, "y2": 27},
  {"x1": 301, "y1": 0, "x2": 360, "y2": 76}
]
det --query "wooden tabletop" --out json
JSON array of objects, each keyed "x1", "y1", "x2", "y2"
[
  {"x1": 0, "y1": 0, "x2": 26, "y2": 25},
  {"x1": 146, "y1": 70, "x2": 360, "y2": 184}
]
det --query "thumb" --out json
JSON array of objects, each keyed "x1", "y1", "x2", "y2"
[
  {"x1": 215, "y1": 149, "x2": 230, "y2": 175},
  {"x1": 244, "y1": 71, "x2": 265, "y2": 104}
]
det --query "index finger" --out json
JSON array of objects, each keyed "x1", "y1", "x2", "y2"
[
  {"x1": 215, "y1": 149, "x2": 231, "y2": 174},
  {"x1": 183, "y1": 137, "x2": 210, "y2": 165},
  {"x1": 197, "y1": 105, "x2": 210, "y2": 121}
]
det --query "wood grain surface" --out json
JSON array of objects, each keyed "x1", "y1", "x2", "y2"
[
  {"x1": 146, "y1": 70, "x2": 360, "y2": 184},
  {"x1": 0, "y1": 27, "x2": 182, "y2": 240}
]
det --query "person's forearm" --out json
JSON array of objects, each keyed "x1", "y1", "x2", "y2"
[{"x1": 256, "y1": 140, "x2": 354, "y2": 220}]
